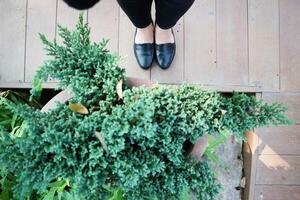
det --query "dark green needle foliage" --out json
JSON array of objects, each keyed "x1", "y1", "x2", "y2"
[
  {"x1": 31, "y1": 13, "x2": 125, "y2": 111},
  {"x1": 0, "y1": 13, "x2": 291, "y2": 200},
  {"x1": 100, "y1": 85, "x2": 291, "y2": 199},
  {"x1": 220, "y1": 92, "x2": 292, "y2": 140}
]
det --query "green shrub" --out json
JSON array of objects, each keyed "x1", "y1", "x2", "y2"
[
  {"x1": 31, "y1": 14, "x2": 125, "y2": 111},
  {"x1": 100, "y1": 86, "x2": 290, "y2": 198},
  {"x1": 0, "y1": 13, "x2": 291, "y2": 200}
]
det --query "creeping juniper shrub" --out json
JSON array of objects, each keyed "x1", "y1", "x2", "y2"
[
  {"x1": 0, "y1": 14, "x2": 291, "y2": 200},
  {"x1": 100, "y1": 86, "x2": 290, "y2": 199},
  {"x1": 220, "y1": 92, "x2": 291, "y2": 140},
  {"x1": 31, "y1": 13, "x2": 125, "y2": 111},
  {"x1": 0, "y1": 103, "x2": 109, "y2": 199}
]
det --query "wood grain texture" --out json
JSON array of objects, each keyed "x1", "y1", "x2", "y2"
[
  {"x1": 256, "y1": 155, "x2": 300, "y2": 185},
  {"x1": 216, "y1": 0, "x2": 248, "y2": 85},
  {"x1": 118, "y1": 7, "x2": 150, "y2": 80},
  {"x1": 257, "y1": 126, "x2": 300, "y2": 155},
  {"x1": 0, "y1": 0, "x2": 300, "y2": 94},
  {"x1": 0, "y1": 82, "x2": 262, "y2": 93},
  {"x1": 0, "y1": 0, "x2": 26, "y2": 83},
  {"x1": 254, "y1": 185, "x2": 300, "y2": 200},
  {"x1": 262, "y1": 92, "x2": 300, "y2": 124},
  {"x1": 150, "y1": 18, "x2": 184, "y2": 84},
  {"x1": 184, "y1": 0, "x2": 217, "y2": 84},
  {"x1": 56, "y1": 0, "x2": 86, "y2": 36},
  {"x1": 280, "y1": 0, "x2": 300, "y2": 92},
  {"x1": 248, "y1": 0, "x2": 280, "y2": 91},
  {"x1": 88, "y1": 0, "x2": 119, "y2": 52},
  {"x1": 25, "y1": 0, "x2": 57, "y2": 82},
  {"x1": 243, "y1": 131, "x2": 259, "y2": 200}
]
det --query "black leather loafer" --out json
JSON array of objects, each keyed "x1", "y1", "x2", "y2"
[
  {"x1": 155, "y1": 29, "x2": 176, "y2": 70},
  {"x1": 134, "y1": 29, "x2": 154, "y2": 70}
]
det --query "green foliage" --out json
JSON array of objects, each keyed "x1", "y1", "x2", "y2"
[
  {"x1": 0, "y1": 91, "x2": 41, "y2": 136},
  {"x1": 0, "y1": 168, "x2": 16, "y2": 200},
  {"x1": 220, "y1": 92, "x2": 293, "y2": 140},
  {"x1": 0, "y1": 13, "x2": 291, "y2": 200},
  {"x1": 100, "y1": 86, "x2": 290, "y2": 198},
  {"x1": 0, "y1": 98, "x2": 221, "y2": 199},
  {"x1": 0, "y1": 103, "x2": 103, "y2": 199},
  {"x1": 105, "y1": 187, "x2": 124, "y2": 200},
  {"x1": 204, "y1": 132, "x2": 231, "y2": 172},
  {"x1": 179, "y1": 187, "x2": 191, "y2": 200},
  {"x1": 31, "y1": 13, "x2": 125, "y2": 110},
  {"x1": 0, "y1": 90, "x2": 41, "y2": 199},
  {"x1": 1, "y1": 86, "x2": 289, "y2": 199},
  {"x1": 39, "y1": 179, "x2": 79, "y2": 200}
]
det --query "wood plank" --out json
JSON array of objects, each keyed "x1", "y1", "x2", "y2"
[
  {"x1": 0, "y1": 82, "x2": 262, "y2": 92},
  {"x1": 262, "y1": 93, "x2": 300, "y2": 124},
  {"x1": 88, "y1": 0, "x2": 119, "y2": 52},
  {"x1": 257, "y1": 125, "x2": 300, "y2": 155},
  {"x1": 216, "y1": 0, "x2": 248, "y2": 85},
  {"x1": 0, "y1": 82, "x2": 57, "y2": 89},
  {"x1": 118, "y1": 7, "x2": 150, "y2": 80},
  {"x1": 280, "y1": 0, "x2": 300, "y2": 92},
  {"x1": 151, "y1": 18, "x2": 184, "y2": 84},
  {"x1": 0, "y1": 0, "x2": 27, "y2": 83},
  {"x1": 243, "y1": 131, "x2": 259, "y2": 200},
  {"x1": 254, "y1": 185, "x2": 300, "y2": 200},
  {"x1": 248, "y1": 0, "x2": 280, "y2": 91},
  {"x1": 256, "y1": 155, "x2": 300, "y2": 185},
  {"x1": 184, "y1": 0, "x2": 217, "y2": 84},
  {"x1": 25, "y1": 0, "x2": 57, "y2": 82},
  {"x1": 56, "y1": 0, "x2": 86, "y2": 36}
]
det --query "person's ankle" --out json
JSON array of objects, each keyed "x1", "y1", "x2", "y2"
[
  {"x1": 155, "y1": 25, "x2": 174, "y2": 44},
  {"x1": 135, "y1": 23, "x2": 154, "y2": 44}
]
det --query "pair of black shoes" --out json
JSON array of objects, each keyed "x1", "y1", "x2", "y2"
[{"x1": 134, "y1": 27, "x2": 176, "y2": 70}]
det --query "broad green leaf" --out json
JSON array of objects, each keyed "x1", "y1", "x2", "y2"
[
  {"x1": 42, "y1": 189, "x2": 56, "y2": 200},
  {"x1": 108, "y1": 188, "x2": 124, "y2": 200},
  {"x1": 11, "y1": 114, "x2": 18, "y2": 129},
  {"x1": 0, "y1": 120, "x2": 11, "y2": 126}
]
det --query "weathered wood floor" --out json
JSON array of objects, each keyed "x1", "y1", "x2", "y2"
[
  {"x1": 1, "y1": 0, "x2": 300, "y2": 199},
  {"x1": 2, "y1": 0, "x2": 300, "y2": 93}
]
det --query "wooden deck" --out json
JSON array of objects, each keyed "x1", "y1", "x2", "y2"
[
  {"x1": 2, "y1": 0, "x2": 300, "y2": 92},
  {"x1": 1, "y1": 0, "x2": 300, "y2": 199}
]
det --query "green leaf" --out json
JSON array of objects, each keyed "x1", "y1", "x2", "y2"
[
  {"x1": 42, "y1": 189, "x2": 56, "y2": 200},
  {"x1": 11, "y1": 114, "x2": 18, "y2": 129},
  {"x1": 108, "y1": 188, "x2": 124, "y2": 200},
  {"x1": 0, "y1": 120, "x2": 11, "y2": 126}
]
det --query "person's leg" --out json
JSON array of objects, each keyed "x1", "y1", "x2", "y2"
[
  {"x1": 155, "y1": 0, "x2": 195, "y2": 44},
  {"x1": 117, "y1": 0, "x2": 153, "y2": 29},
  {"x1": 117, "y1": 0, "x2": 155, "y2": 69},
  {"x1": 155, "y1": 0, "x2": 195, "y2": 29},
  {"x1": 117, "y1": 0, "x2": 154, "y2": 43},
  {"x1": 153, "y1": 0, "x2": 195, "y2": 69}
]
